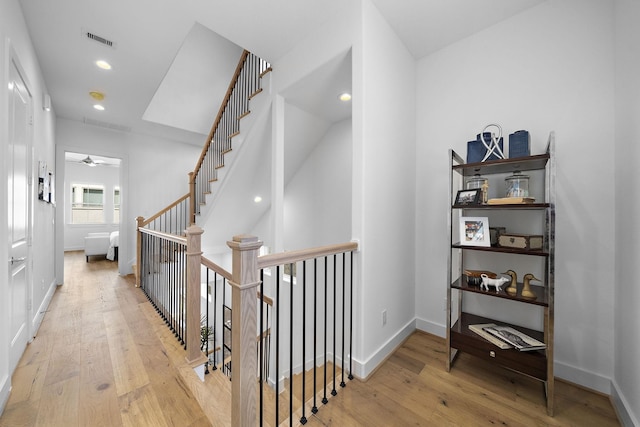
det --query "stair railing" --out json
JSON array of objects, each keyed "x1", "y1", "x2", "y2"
[
  {"x1": 138, "y1": 229, "x2": 358, "y2": 426},
  {"x1": 137, "y1": 225, "x2": 206, "y2": 366},
  {"x1": 256, "y1": 240, "x2": 357, "y2": 426},
  {"x1": 190, "y1": 51, "x2": 271, "y2": 223}
]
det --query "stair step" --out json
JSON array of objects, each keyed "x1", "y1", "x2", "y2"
[
  {"x1": 238, "y1": 110, "x2": 251, "y2": 120},
  {"x1": 249, "y1": 88, "x2": 263, "y2": 100},
  {"x1": 260, "y1": 67, "x2": 273, "y2": 78},
  {"x1": 260, "y1": 362, "x2": 348, "y2": 426}
]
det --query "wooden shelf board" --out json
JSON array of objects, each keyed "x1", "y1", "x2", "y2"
[
  {"x1": 453, "y1": 153, "x2": 550, "y2": 176},
  {"x1": 453, "y1": 203, "x2": 550, "y2": 210},
  {"x1": 450, "y1": 312, "x2": 547, "y2": 381},
  {"x1": 452, "y1": 243, "x2": 549, "y2": 257},
  {"x1": 452, "y1": 277, "x2": 548, "y2": 306}
]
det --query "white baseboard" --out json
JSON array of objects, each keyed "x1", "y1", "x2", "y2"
[
  {"x1": 31, "y1": 279, "x2": 57, "y2": 338},
  {"x1": 611, "y1": 380, "x2": 638, "y2": 427},
  {"x1": 0, "y1": 373, "x2": 10, "y2": 417},
  {"x1": 554, "y1": 361, "x2": 612, "y2": 395},
  {"x1": 415, "y1": 317, "x2": 446, "y2": 338},
  {"x1": 355, "y1": 318, "x2": 416, "y2": 379}
]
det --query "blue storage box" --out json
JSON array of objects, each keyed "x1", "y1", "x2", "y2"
[
  {"x1": 467, "y1": 132, "x2": 504, "y2": 163},
  {"x1": 509, "y1": 130, "x2": 530, "y2": 158}
]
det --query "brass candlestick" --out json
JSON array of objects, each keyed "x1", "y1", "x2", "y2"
[{"x1": 503, "y1": 270, "x2": 517, "y2": 295}]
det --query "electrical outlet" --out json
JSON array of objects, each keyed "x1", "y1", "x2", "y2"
[{"x1": 382, "y1": 309, "x2": 387, "y2": 325}]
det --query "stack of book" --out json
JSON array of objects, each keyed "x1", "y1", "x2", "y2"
[{"x1": 469, "y1": 323, "x2": 546, "y2": 351}]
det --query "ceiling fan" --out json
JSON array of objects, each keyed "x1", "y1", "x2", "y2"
[{"x1": 80, "y1": 155, "x2": 102, "y2": 167}]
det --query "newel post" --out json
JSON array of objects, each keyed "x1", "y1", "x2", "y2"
[
  {"x1": 135, "y1": 216, "x2": 144, "y2": 287},
  {"x1": 227, "y1": 234, "x2": 263, "y2": 427},
  {"x1": 188, "y1": 171, "x2": 196, "y2": 225},
  {"x1": 186, "y1": 225, "x2": 207, "y2": 365}
]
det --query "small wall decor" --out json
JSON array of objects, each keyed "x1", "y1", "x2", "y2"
[
  {"x1": 48, "y1": 172, "x2": 55, "y2": 204},
  {"x1": 38, "y1": 161, "x2": 48, "y2": 201},
  {"x1": 37, "y1": 161, "x2": 54, "y2": 203},
  {"x1": 459, "y1": 216, "x2": 490, "y2": 247}
]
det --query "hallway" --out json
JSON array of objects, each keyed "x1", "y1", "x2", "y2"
[
  {"x1": 0, "y1": 252, "x2": 622, "y2": 426},
  {"x1": 0, "y1": 251, "x2": 210, "y2": 427}
]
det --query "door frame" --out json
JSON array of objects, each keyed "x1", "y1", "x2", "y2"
[{"x1": 7, "y1": 42, "x2": 34, "y2": 364}]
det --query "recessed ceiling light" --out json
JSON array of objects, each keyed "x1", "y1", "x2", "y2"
[
  {"x1": 254, "y1": 196, "x2": 262, "y2": 203},
  {"x1": 89, "y1": 91, "x2": 105, "y2": 101},
  {"x1": 338, "y1": 92, "x2": 352, "y2": 102},
  {"x1": 93, "y1": 104, "x2": 105, "y2": 111},
  {"x1": 96, "y1": 60, "x2": 111, "y2": 70}
]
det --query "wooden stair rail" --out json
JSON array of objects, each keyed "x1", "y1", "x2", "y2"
[
  {"x1": 193, "y1": 50, "x2": 249, "y2": 181},
  {"x1": 189, "y1": 51, "x2": 271, "y2": 224},
  {"x1": 139, "y1": 192, "x2": 190, "y2": 228},
  {"x1": 190, "y1": 50, "x2": 249, "y2": 224},
  {"x1": 258, "y1": 241, "x2": 359, "y2": 268}
]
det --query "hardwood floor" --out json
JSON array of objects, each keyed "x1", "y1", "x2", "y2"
[
  {"x1": 305, "y1": 333, "x2": 621, "y2": 426},
  {"x1": 1, "y1": 251, "x2": 621, "y2": 426},
  {"x1": 0, "y1": 251, "x2": 211, "y2": 427}
]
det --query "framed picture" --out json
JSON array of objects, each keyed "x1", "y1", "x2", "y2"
[
  {"x1": 455, "y1": 189, "x2": 482, "y2": 205},
  {"x1": 459, "y1": 217, "x2": 490, "y2": 247}
]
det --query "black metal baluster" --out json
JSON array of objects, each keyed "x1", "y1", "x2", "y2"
[
  {"x1": 289, "y1": 263, "x2": 294, "y2": 427},
  {"x1": 205, "y1": 268, "x2": 210, "y2": 375},
  {"x1": 212, "y1": 272, "x2": 218, "y2": 370},
  {"x1": 322, "y1": 256, "x2": 328, "y2": 405},
  {"x1": 275, "y1": 266, "x2": 280, "y2": 426},
  {"x1": 181, "y1": 244, "x2": 186, "y2": 347},
  {"x1": 312, "y1": 258, "x2": 318, "y2": 414},
  {"x1": 300, "y1": 260, "x2": 307, "y2": 424},
  {"x1": 332, "y1": 254, "x2": 337, "y2": 397},
  {"x1": 341, "y1": 252, "x2": 346, "y2": 388},
  {"x1": 349, "y1": 251, "x2": 354, "y2": 380},
  {"x1": 259, "y1": 269, "x2": 264, "y2": 427}
]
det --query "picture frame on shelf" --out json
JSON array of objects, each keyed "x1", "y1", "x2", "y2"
[
  {"x1": 455, "y1": 189, "x2": 482, "y2": 206},
  {"x1": 459, "y1": 216, "x2": 490, "y2": 247}
]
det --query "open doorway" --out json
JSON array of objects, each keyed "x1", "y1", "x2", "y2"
[{"x1": 62, "y1": 151, "x2": 122, "y2": 266}]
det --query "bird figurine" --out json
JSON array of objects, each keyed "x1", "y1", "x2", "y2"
[
  {"x1": 522, "y1": 273, "x2": 540, "y2": 299},
  {"x1": 502, "y1": 270, "x2": 517, "y2": 295}
]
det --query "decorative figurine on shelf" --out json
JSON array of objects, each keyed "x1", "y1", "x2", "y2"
[
  {"x1": 503, "y1": 270, "x2": 518, "y2": 295},
  {"x1": 522, "y1": 273, "x2": 540, "y2": 299},
  {"x1": 480, "y1": 274, "x2": 509, "y2": 293},
  {"x1": 480, "y1": 123, "x2": 505, "y2": 162}
]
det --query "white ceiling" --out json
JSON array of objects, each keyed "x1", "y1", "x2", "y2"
[{"x1": 19, "y1": 0, "x2": 545, "y2": 145}]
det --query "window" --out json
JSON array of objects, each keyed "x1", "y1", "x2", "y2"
[
  {"x1": 71, "y1": 184, "x2": 104, "y2": 224},
  {"x1": 113, "y1": 187, "x2": 120, "y2": 223}
]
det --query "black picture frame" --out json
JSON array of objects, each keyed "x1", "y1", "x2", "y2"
[{"x1": 455, "y1": 189, "x2": 482, "y2": 206}]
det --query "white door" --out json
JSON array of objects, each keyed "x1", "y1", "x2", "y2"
[{"x1": 7, "y1": 55, "x2": 32, "y2": 373}]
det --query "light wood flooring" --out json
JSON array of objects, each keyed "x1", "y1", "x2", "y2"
[
  {"x1": 1, "y1": 251, "x2": 621, "y2": 426},
  {"x1": 0, "y1": 251, "x2": 211, "y2": 427}
]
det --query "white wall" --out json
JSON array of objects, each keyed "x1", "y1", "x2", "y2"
[
  {"x1": 0, "y1": 0, "x2": 57, "y2": 412},
  {"x1": 614, "y1": 0, "x2": 640, "y2": 424},
  {"x1": 283, "y1": 116, "x2": 352, "y2": 249},
  {"x1": 415, "y1": 0, "x2": 617, "y2": 394},
  {"x1": 55, "y1": 118, "x2": 202, "y2": 278},
  {"x1": 355, "y1": 0, "x2": 417, "y2": 375}
]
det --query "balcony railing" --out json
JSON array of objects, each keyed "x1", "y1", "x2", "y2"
[{"x1": 136, "y1": 226, "x2": 358, "y2": 426}]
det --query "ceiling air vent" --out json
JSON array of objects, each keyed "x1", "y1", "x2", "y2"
[
  {"x1": 83, "y1": 117, "x2": 131, "y2": 133},
  {"x1": 82, "y1": 28, "x2": 116, "y2": 48}
]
